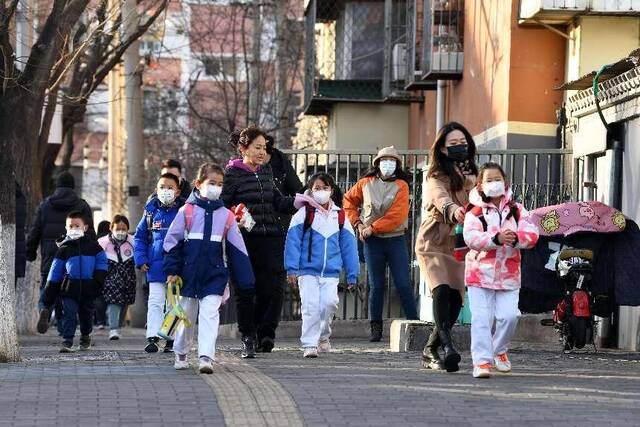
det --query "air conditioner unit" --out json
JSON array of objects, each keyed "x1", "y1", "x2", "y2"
[{"x1": 392, "y1": 43, "x2": 407, "y2": 81}]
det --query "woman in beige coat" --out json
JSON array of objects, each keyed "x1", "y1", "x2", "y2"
[{"x1": 415, "y1": 122, "x2": 478, "y2": 373}]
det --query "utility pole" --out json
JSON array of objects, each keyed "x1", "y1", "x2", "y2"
[
  {"x1": 248, "y1": 0, "x2": 262, "y2": 126},
  {"x1": 274, "y1": 0, "x2": 289, "y2": 147},
  {"x1": 123, "y1": 0, "x2": 147, "y2": 328}
]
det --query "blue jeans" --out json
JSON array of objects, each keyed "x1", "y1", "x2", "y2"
[
  {"x1": 61, "y1": 297, "x2": 94, "y2": 342},
  {"x1": 107, "y1": 304, "x2": 125, "y2": 330},
  {"x1": 363, "y1": 235, "x2": 418, "y2": 322}
]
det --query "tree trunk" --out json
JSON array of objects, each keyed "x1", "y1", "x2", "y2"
[
  {"x1": 15, "y1": 255, "x2": 40, "y2": 335},
  {"x1": 0, "y1": 220, "x2": 20, "y2": 362}
]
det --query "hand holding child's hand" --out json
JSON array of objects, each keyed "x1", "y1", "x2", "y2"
[{"x1": 454, "y1": 207, "x2": 466, "y2": 224}]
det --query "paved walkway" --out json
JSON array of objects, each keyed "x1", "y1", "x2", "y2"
[{"x1": 1, "y1": 328, "x2": 639, "y2": 426}]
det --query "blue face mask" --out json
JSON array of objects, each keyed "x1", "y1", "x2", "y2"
[{"x1": 446, "y1": 144, "x2": 468, "y2": 161}]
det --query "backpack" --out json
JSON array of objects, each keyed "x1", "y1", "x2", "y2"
[
  {"x1": 184, "y1": 203, "x2": 236, "y2": 266},
  {"x1": 467, "y1": 202, "x2": 520, "y2": 232},
  {"x1": 302, "y1": 205, "x2": 346, "y2": 262}
]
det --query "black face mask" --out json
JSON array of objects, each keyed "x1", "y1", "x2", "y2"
[{"x1": 446, "y1": 144, "x2": 469, "y2": 161}]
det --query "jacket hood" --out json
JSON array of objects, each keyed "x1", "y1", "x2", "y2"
[
  {"x1": 468, "y1": 186, "x2": 514, "y2": 209},
  {"x1": 186, "y1": 190, "x2": 224, "y2": 211},
  {"x1": 227, "y1": 158, "x2": 260, "y2": 173},
  {"x1": 57, "y1": 234, "x2": 91, "y2": 249},
  {"x1": 48, "y1": 187, "x2": 82, "y2": 210}
]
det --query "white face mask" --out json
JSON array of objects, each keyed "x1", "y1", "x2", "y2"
[
  {"x1": 113, "y1": 231, "x2": 128, "y2": 241},
  {"x1": 204, "y1": 184, "x2": 222, "y2": 201},
  {"x1": 67, "y1": 229, "x2": 84, "y2": 240},
  {"x1": 157, "y1": 188, "x2": 176, "y2": 205},
  {"x1": 379, "y1": 159, "x2": 397, "y2": 177},
  {"x1": 483, "y1": 181, "x2": 506, "y2": 198},
  {"x1": 312, "y1": 190, "x2": 332, "y2": 205}
]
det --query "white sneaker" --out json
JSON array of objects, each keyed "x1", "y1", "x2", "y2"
[
  {"x1": 303, "y1": 348, "x2": 318, "y2": 358},
  {"x1": 317, "y1": 340, "x2": 331, "y2": 353},
  {"x1": 198, "y1": 357, "x2": 214, "y2": 374},
  {"x1": 174, "y1": 354, "x2": 189, "y2": 370},
  {"x1": 494, "y1": 353, "x2": 512, "y2": 373},
  {"x1": 109, "y1": 330, "x2": 121, "y2": 340},
  {"x1": 473, "y1": 363, "x2": 492, "y2": 378}
]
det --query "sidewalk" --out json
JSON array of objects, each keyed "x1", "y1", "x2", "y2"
[{"x1": 1, "y1": 328, "x2": 639, "y2": 426}]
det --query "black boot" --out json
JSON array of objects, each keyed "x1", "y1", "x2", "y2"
[
  {"x1": 369, "y1": 321, "x2": 383, "y2": 342},
  {"x1": 422, "y1": 328, "x2": 444, "y2": 370},
  {"x1": 241, "y1": 336, "x2": 256, "y2": 359},
  {"x1": 438, "y1": 327, "x2": 461, "y2": 373}
]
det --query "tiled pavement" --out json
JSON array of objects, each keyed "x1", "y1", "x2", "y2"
[{"x1": 1, "y1": 328, "x2": 639, "y2": 426}]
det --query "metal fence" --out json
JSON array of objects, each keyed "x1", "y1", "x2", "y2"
[{"x1": 219, "y1": 148, "x2": 574, "y2": 325}]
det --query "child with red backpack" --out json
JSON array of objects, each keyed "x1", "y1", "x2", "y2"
[
  {"x1": 463, "y1": 162, "x2": 539, "y2": 378},
  {"x1": 285, "y1": 173, "x2": 360, "y2": 358},
  {"x1": 163, "y1": 163, "x2": 255, "y2": 373}
]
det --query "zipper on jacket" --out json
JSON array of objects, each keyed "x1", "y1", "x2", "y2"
[
  {"x1": 320, "y1": 238, "x2": 328, "y2": 277},
  {"x1": 255, "y1": 172, "x2": 267, "y2": 235}
]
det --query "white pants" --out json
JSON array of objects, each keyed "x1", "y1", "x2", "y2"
[
  {"x1": 299, "y1": 276, "x2": 339, "y2": 348},
  {"x1": 173, "y1": 295, "x2": 223, "y2": 360},
  {"x1": 146, "y1": 282, "x2": 172, "y2": 339},
  {"x1": 468, "y1": 286, "x2": 520, "y2": 366}
]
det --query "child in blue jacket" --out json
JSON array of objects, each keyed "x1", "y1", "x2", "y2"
[
  {"x1": 42, "y1": 211, "x2": 108, "y2": 352},
  {"x1": 134, "y1": 173, "x2": 184, "y2": 353},
  {"x1": 285, "y1": 173, "x2": 360, "y2": 358},
  {"x1": 164, "y1": 163, "x2": 255, "y2": 373}
]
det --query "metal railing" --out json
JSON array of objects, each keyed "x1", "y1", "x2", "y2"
[{"x1": 219, "y1": 148, "x2": 574, "y2": 324}]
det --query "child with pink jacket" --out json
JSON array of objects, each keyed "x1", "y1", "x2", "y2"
[{"x1": 463, "y1": 162, "x2": 539, "y2": 378}]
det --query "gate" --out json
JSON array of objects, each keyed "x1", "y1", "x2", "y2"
[{"x1": 220, "y1": 148, "x2": 573, "y2": 324}]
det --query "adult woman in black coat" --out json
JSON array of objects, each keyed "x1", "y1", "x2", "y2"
[{"x1": 222, "y1": 127, "x2": 296, "y2": 358}]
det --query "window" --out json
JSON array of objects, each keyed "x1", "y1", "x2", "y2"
[
  {"x1": 335, "y1": 2, "x2": 385, "y2": 80},
  {"x1": 202, "y1": 56, "x2": 244, "y2": 81},
  {"x1": 421, "y1": 0, "x2": 464, "y2": 80}
]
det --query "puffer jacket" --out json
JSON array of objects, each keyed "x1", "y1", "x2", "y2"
[
  {"x1": 44, "y1": 235, "x2": 108, "y2": 304},
  {"x1": 163, "y1": 191, "x2": 255, "y2": 298},
  {"x1": 221, "y1": 159, "x2": 295, "y2": 237},
  {"x1": 269, "y1": 149, "x2": 304, "y2": 233},
  {"x1": 26, "y1": 187, "x2": 95, "y2": 275},
  {"x1": 133, "y1": 195, "x2": 183, "y2": 283},
  {"x1": 463, "y1": 187, "x2": 539, "y2": 290},
  {"x1": 285, "y1": 200, "x2": 360, "y2": 284}
]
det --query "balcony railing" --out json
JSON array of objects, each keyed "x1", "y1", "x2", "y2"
[
  {"x1": 303, "y1": 0, "x2": 422, "y2": 115},
  {"x1": 519, "y1": 0, "x2": 640, "y2": 24}
]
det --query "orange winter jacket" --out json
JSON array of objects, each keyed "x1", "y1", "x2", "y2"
[{"x1": 343, "y1": 176, "x2": 409, "y2": 238}]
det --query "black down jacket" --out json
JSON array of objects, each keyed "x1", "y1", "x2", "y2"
[
  {"x1": 26, "y1": 187, "x2": 95, "y2": 275},
  {"x1": 268, "y1": 148, "x2": 303, "y2": 234},
  {"x1": 222, "y1": 159, "x2": 295, "y2": 238}
]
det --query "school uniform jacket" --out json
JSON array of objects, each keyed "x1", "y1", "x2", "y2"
[
  {"x1": 163, "y1": 191, "x2": 255, "y2": 299},
  {"x1": 133, "y1": 196, "x2": 183, "y2": 283},
  {"x1": 284, "y1": 202, "x2": 360, "y2": 284}
]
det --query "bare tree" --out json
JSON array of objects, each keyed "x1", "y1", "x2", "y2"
[
  {"x1": 153, "y1": 0, "x2": 304, "y2": 168},
  {"x1": 0, "y1": 0, "x2": 168, "y2": 360}
]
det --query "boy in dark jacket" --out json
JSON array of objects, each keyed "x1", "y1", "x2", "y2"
[{"x1": 41, "y1": 211, "x2": 108, "y2": 352}]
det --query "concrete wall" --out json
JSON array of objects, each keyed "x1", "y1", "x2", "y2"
[
  {"x1": 328, "y1": 103, "x2": 409, "y2": 151},
  {"x1": 408, "y1": 0, "x2": 564, "y2": 151}
]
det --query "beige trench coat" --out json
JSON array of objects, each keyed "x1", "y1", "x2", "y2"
[{"x1": 415, "y1": 172, "x2": 476, "y2": 296}]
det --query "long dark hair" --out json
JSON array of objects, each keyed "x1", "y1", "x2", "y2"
[
  {"x1": 305, "y1": 172, "x2": 343, "y2": 208},
  {"x1": 427, "y1": 121, "x2": 478, "y2": 192},
  {"x1": 363, "y1": 161, "x2": 411, "y2": 184}
]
